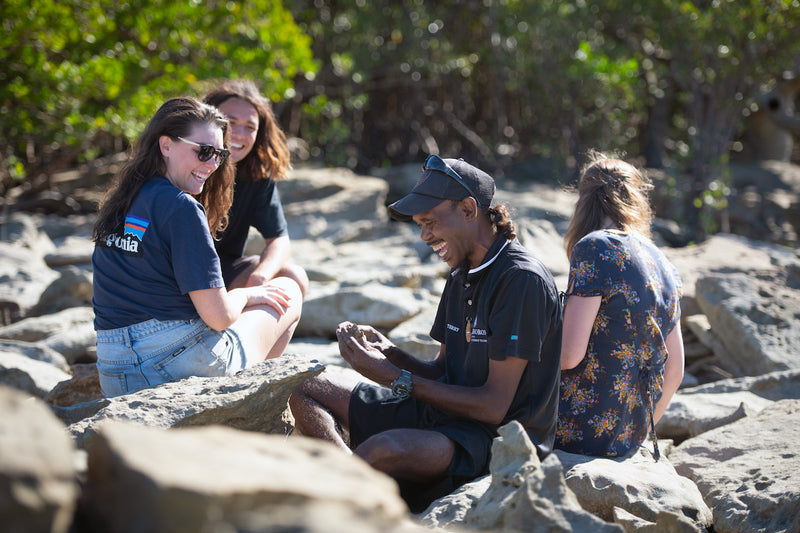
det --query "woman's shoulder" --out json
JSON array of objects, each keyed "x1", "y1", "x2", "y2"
[
  {"x1": 133, "y1": 179, "x2": 204, "y2": 224},
  {"x1": 575, "y1": 229, "x2": 627, "y2": 251},
  {"x1": 148, "y1": 178, "x2": 201, "y2": 207}
]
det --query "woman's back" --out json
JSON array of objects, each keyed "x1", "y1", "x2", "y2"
[{"x1": 556, "y1": 229, "x2": 682, "y2": 456}]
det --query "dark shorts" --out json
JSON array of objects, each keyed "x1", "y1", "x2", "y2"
[
  {"x1": 219, "y1": 255, "x2": 258, "y2": 288},
  {"x1": 349, "y1": 382, "x2": 497, "y2": 512}
]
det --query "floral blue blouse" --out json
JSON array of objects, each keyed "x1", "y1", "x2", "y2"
[{"x1": 556, "y1": 230, "x2": 682, "y2": 457}]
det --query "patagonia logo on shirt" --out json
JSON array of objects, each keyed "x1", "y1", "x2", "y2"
[{"x1": 103, "y1": 215, "x2": 149, "y2": 257}]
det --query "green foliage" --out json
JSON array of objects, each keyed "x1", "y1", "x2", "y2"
[
  {"x1": 4, "y1": 0, "x2": 799, "y2": 241},
  {"x1": 0, "y1": 0, "x2": 316, "y2": 186}
]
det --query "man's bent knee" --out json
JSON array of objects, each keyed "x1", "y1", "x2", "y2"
[
  {"x1": 355, "y1": 429, "x2": 455, "y2": 481},
  {"x1": 290, "y1": 372, "x2": 355, "y2": 423},
  {"x1": 355, "y1": 432, "x2": 407, "y2": 473}
]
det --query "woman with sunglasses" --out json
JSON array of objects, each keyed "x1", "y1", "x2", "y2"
[
  {"x1": 203, "y1": 80, "x2": 308, "y2": 297},
  {"x1": 556, "y1": 151, "x2": 684, "y2": 459},
  {"x1": 91, "y1": 97, "x2": 302, "y2": 397}
]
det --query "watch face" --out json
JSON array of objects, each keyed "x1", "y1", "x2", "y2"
[{"x1": 391, "y1": 371, "x2": 412, "y2": 398}]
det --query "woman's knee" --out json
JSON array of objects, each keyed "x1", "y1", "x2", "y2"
[
  {"x1": 279, "y1": 263, "x2": 309, "y2": 298},
  {"x1": 260, "y1": 276, "x2": 303, "y2": 327}
]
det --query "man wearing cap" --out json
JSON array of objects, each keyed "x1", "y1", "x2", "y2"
[{"x1": 289, "y1": 155, "x2": 562, "y2": 511}]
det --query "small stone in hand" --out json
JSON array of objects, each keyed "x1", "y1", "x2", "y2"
[{"x1": 347, "y1": 322, "x2": 365, "y2": 346}]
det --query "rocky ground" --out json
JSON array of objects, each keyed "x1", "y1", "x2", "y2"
[{"x1": 1, "y1": 161, "x2": 800, "y2": 533}]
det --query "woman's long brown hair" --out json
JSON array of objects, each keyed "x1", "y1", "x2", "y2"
[
  {"x1": 93, "y1": 97, "x2": 235, "y2": 242},
  {"x1": 204, "y1": 79, "x2": 291, "y2": 182}
]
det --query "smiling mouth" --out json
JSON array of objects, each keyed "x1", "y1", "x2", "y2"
[
  {"x1": 191, "y1": 171, "x2": 209, "y2": 182},
  {"x1": 231, "y1": 143, "x2": 244, "y2": 150},
  {"x1": 431, "y1": 241, "x2": 448, "y2": 259}
]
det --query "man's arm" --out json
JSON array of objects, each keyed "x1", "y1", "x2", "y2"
[
  {"x1": 411, "y1": 356, "x2": 527, "y2": 424},
  {"x1": 338, "y1": 324, "x2": 527, "y2": 425},
  {"x1": 246, "y1": 235, "x2": 291, "y2": 287}
]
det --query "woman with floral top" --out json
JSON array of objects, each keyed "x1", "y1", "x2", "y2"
[{"x1": 555, "y1": 151, "x2": 684, "y2": 459}]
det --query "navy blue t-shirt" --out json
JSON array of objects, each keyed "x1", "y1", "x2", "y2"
[
  {"x1": 430, "y1": 237, "x2": 563, "y2": 457},
  {"x1": 214, "y1": 176, "x2": 288, "y2": 259},
  {"x1": 92, "y1": 177, "x2": 225, "y2": 330}
]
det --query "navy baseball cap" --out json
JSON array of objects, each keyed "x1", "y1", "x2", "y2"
[{"x1": 388, "y1": 155, "x2": 496, "y2": 221}]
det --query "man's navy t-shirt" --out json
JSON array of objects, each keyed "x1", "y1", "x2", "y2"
[{"x1": 92, "y1": 177, "x2": 224, "y2": 330}]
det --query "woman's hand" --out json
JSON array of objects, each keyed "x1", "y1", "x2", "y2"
[{"x1": 242, "y1": 285, "x2": 292, "y2": 316}]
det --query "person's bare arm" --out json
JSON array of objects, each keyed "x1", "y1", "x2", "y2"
[
  {"x1": 654, "y1": 325, "x2": 685, "y2": 423},
  {"x1": 246, "y1": 235, "x2": 292, "y2": 287},
  {"x1": 349, "y1": 323, "x2": 445, "y2": 380},
  {"x1": 189, "y1": 285, "x2": 291, "y2": 331},
  {"x1": 337, "y1": 323, "x2": 527, "y2": 425},
  {"x1": 560, "y1": 294, "x2": 601, "y2": 370},
  {"x1": 411, "y1": 356, "x2": 528, "y2": 424}
]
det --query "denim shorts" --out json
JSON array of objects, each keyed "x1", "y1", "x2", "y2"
[{"x1": 95, "y1": 318, "x2": 247, "y2": 397}]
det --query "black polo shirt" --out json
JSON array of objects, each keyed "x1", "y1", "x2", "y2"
[{"x1": 430, "y1": 237, "x2": 563, "y2": 457}]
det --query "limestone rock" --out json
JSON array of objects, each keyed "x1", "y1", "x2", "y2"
[
  {"x1": 613, "y1": 506, "x2": 708, "y2": 533},
  {"x1": 0, "y1": 338, "x2": 70, "y2": 372},
  {"x1": 0, "y1": 241, "x2": 59, "y2": 317},
  {"x1": 0, "y1": 307, "x2": 95, "y2": 364},
  {"x1": 388, "y1": 304, "x2": 440, "y2": 361},
  {"x1": 298, "y1": 283, "x2": 435, "y2": 338},
  {"x1": 695, "y1": 272, "x2": 800, "y2": 376},
  {"x1": 41, "y1": 321, "x2": 97, "y2": 365},
  {"x1": 424, "y1": 420, "x2": 622, "y2": 532},
  {"x1": 555, "y1": 447, "x2": 712, "y2": 530},
  {"x1": 0, "y1": 386, "x2": 77, "y2": 533},
  {"x1": 80, "y1": 421, "x2": 418, "y2": 533},
  {"x1": 658, "y1": 369, "x2": 800, "y2": 442},
  {"x1": 45, "y1": 363, "x2": 102, "y2": 407},
  {"x1": 32, "y1": 265, "x2": 94, "y2": 315},
  {"x1": 43, "y1": 235, "x2": 94, "y2": 267},
  {"x1": 57, "y1": 354, "x2": 324, "y2": 447},
  {"x1": 0, "y1": 352, "x2": 72, "y2": 398},
  {"x1": 662, "y1": 233, "x2": 798, "y2": 304},
  {"x1": 670, "y1": 399, "x2": 800, "y2": 533},
  {"x1": 279, "y1": 166, "x2": 390, "y2": 241}
]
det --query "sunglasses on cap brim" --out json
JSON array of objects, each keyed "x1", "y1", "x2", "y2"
[
  {"x1": 423, "y1": 154, "x2": 479, "y2": 200},
  {"x1": 177, "y1": 137, "x2": 230, "y2": 164}
]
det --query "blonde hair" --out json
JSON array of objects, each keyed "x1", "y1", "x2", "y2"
[{"x1": 564, "y1": 151, "x2": 653, "y2": 258}]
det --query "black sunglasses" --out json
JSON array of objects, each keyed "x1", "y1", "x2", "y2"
[
  {"x1": 177, "y1": 137, "x2": 230, "y2": 165},
  {"x1": 423, "y1": 154, "x2": 479, "y2": 200}
]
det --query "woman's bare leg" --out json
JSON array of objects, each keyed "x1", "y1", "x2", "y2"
[{"x1": 230, "y1": 276, "x2": 303, "y2": 364}]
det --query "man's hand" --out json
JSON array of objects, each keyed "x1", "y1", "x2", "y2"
[
  {"x1": 336, "y1": 321, "x2": 398, "y2": 385},
  {"x1": 245, "y1": 269, "x2": 275, "y2": 288},
  {"x1": 353, "y1": 324, "x2": 396, "y2": 355}
]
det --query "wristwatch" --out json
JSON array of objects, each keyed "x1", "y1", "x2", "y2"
[{"x1": 391, "y1": 369, "x2": 413, "y2": 400}]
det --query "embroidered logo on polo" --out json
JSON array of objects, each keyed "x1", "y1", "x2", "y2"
[
  {"x1": 469, "y1": 322, "x2": 488, "y2": 343},
  {"x1": 461, "y1": 315, "x2": 488, "y2": 343},
  {"x1": 103, "y1": 215, "x2": 149, "y2": 257}
]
